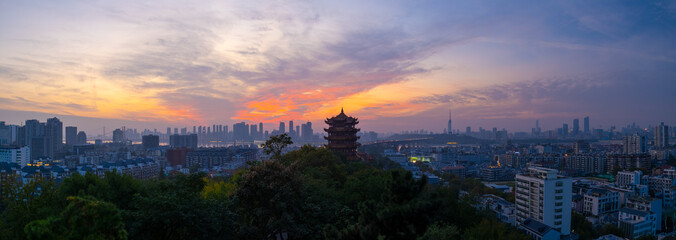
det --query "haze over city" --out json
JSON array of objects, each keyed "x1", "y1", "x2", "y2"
[{"x1": 1, "y1": 0, "x2": 675, "y2": 133}]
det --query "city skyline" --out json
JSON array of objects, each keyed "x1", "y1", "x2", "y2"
[{"x1": 2, "y1": 1, "x2": 676, "y2": 133}]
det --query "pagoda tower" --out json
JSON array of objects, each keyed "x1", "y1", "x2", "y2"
[{"x1": 324, "y1": 108, "x2": 360, "y2": 159}]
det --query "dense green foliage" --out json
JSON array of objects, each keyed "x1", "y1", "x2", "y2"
[{"x1": 1, "y1": 145, "x2": 526, "y2": 239}]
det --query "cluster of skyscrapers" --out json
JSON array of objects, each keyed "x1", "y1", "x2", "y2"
[{"x1": 0, "y1": 118, "x2": 87, "y2": 162}]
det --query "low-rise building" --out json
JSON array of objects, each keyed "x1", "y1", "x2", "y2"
[
  {"x1": 583, "y1": 188, "x2": 619, "y2": 216},
  {"x1": 618, "y1": 208, "x2": 657, "y2": 239}
]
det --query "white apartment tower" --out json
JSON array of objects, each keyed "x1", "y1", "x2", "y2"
[{"x1": 515, "y1": 167, "x2": 572, "y2": 235}]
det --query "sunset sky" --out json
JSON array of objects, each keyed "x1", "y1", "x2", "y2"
[{"x1": 1, "y1": 0, "x2": 675, "y2": 133}]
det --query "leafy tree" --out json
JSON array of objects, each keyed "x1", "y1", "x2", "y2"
[
  {"x1": 262, "y1": 133, "x2": 293, "y2": 160},
  {"x1": 58, "y1": 171, "x2": 142, "y2": 210},
  {"x1": 0, "y1": 178, "x2": 62, "y2": 239},
  {"x1": 463, "y1": 218, "x2": 528, "y2": 240},
  {"x1": 417, "y1": 224, "x2": 460, "y2": 240},
  {"x1": 598, "y1": 224, "x2": 623, "y2": 238},
  {"x1": 25, "y1": 196, "x2": 127, "y2": 240},
  {"x1": 126, "y1": 173, "x2": 234, "y2": 240},
  {"x1": 571, "y1": 212, "x2": 595, "y2": 240},
  {"x1": 234, "y1": 160, "x2": 306, "y2": 239}
]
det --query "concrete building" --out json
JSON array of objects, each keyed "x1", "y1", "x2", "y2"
[
  {"x1": 142, "y1": 135, "x2": 160, "y2": 149},
  {"x1": 0, "y1": 146, "x2": 30, "y2": 166},
  {"x1": 583, "y1": 188, "x2": 619, "y2": 216},
  {"x1": 618, "y1": 208, "x2": 657, "y2": 239},
  {"x1": 169, "y1": 134, "x2": 198, "y2": 149},
  {"x1": 625, "y1": 196, "x2": 662, "y2": 232},
  {"x1": 77, "y1": 131, "x2": 87, "y2": 145},
  {"x1": 112, "y1": 129, "x2": 124, "y2": 143},
  {"x1": 616, "y1": 171, "x2": 643, "y2": 189},
  {"x1": 606, "y1": 154, "x2": 651, "y2": 172},
  {"x1": 521, "y1": 218, "x2": 561, "y2": 240},
  {"x1": 45, "y1": 117, "x2": 63, "y2": 158},
  {"x1": 623, "y1": 134, "x2": 646, "y2": 154},
  {"x1": 655, "y1": 122, "x2": 669, "y2": 149},
  {"x1": 515, "y1": 167, "x2": 572, "y2": 235},
  {"x1": 65, "y1": 126, "x2": 78, "y2": 146}
]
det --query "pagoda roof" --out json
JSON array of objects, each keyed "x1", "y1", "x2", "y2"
[{"x1": 326, "y1": 108, "x2": 358, "y2": 122}]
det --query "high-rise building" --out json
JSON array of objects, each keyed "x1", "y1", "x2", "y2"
[
  {"x1": 289, "y1": 121, "x2": 294, "y2": 137},
  {"x1": 113, "y1": 129, "x2": 124, "y2": 143},
  {"x1": 466, "y1": 126, "x2": 471, "y2": 134},
  {"x1": 250, "y1": 125, "x2": 257, "y2": 140},
  {"x1": 572, "y1": 119, "x2": 579, "y2": 136},
  {"x1": 279, "y1": 122, "x2": 286, "y2": 133},
  {"x1": 447, "y1": 109, "x2": 452, "y2": 134},
  {"x1": 623, "y1": 134, "x2": 646, "y2": 154},
  {"x1": 302, "y1": 122, "x2": 313, "y2": 142},
  {"x1": 24, "y1": 119, "x2": 44, "y2": 147},
  {"x1": 515, "y1": 167, "x2": 572, "y2": 235},
  {"x1": 45, "y1": 117, "x2": 63, "y2": 158},
  {"x1": 233, "y1": 122, "x2": 249, "y2": 141},
  {"x1": 77, "y1": 131, "x2": 87, "y2": 145},
  {"x1": 325, "y1": 108, "x2": 360, "y2": 159},
  {"x1": 169, "y1": 134, "x2": 198, "y2": 149},
  {"x1": 655, "y1": 122, "x2": 669, "y2": 148},
  {"x1": 562, "y1": 124, "x2": 569, "y2": 138},
  {"x1": 584, "y1": 116, "x2": 590, "y2": 134},
  {"x1": 30, "y1": 137, "x2": 47, "y2": 160},
  {"x1": 258, "y1": 123, "x2": 263, "y2": 138},
  {"x1": 142, "y1": 135, "x2": 160, "y2": 149},
  {"x1": 65, "y1": 126, "x2": 78, "y2": 146}
]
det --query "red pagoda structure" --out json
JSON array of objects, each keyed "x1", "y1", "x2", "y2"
[{"x1": 324, "y1": 108, "x2": 360, "y2": 159}]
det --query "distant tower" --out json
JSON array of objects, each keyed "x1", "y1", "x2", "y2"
[
  {"x1": 447, "y1": 109, "x2": 452, "y2": 135},
  {"x1": 655, "y1": 122, "x2": 670, "y2": 149},
  {"x1": 325, "y1": 108, "x2": 360, "y2": 160},
  {"x1": 583, "y1": 116, "x2": 590, "y2": 134},
  {"x1": 573, "y1": 118, "x2": 580, "y2": 136}
]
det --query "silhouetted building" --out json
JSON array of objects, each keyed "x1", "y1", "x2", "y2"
[
  {"x1": 170, "y1": 134, "x2": 198, "y2": 149},
  {"x1": 289, "y1": 121, "x2": 294, "y2": 137},
  {"x1": 279, "y1": 122, "x2": 285, "y2": 133},
  {"x1": 233, "y1": 122, "x2": 249, "y2": 141},
  {"x1": 302, "y1": 122, "x2": 313, "y2": 142},
  {"x1": 30, "y1": 137, "x2": 47, "y2": 160},
  {"x1": 65, "y1": 126, "x2": 77, "y2": 146},
  {"x1": 573, "y1": 119, "x2": 580, "y2": 136},
  {"x1": 45, "y1": 117, "x2": 62, "y2": 158},
  {"x1": 24, "y1": 119, "x2": 44, "y2": 147},
  {"x1": 325, "y1": 108, "x2": 360, "y2": 159},
  {"x1": 77, "y1": 131, "x2": 87, "y2": 145},
  {"x1": 142, "y1": 135, "x2": 160, "y2": 149},
  {"x1": 584, "y1": 116, "x2": 590, "y2": 134},
  {"x1": 250, "y1": 125, "x2": 257, "y2": 141},
  {"x1": 447, "y1": 109, "x2": 452, "y2": 134},
  {"x1": 112, "y1": 129, "x2": 124, "y2": 143}
]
